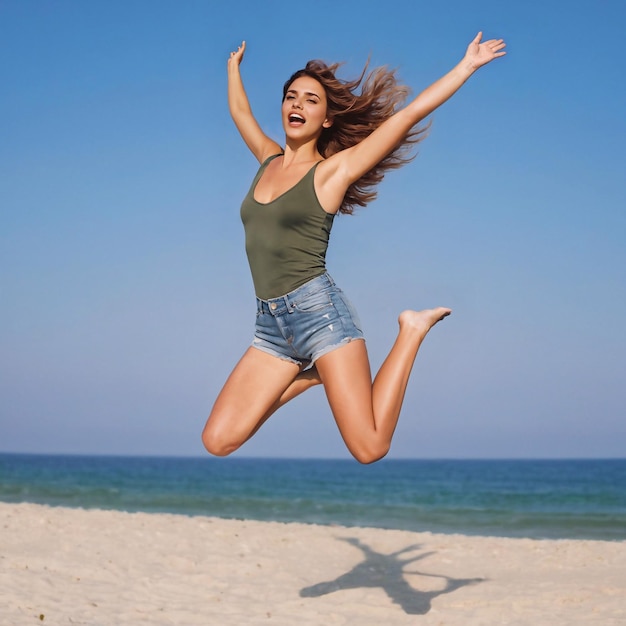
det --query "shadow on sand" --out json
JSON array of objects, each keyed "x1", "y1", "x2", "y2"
[{"x1": 300, "y1": 536, "x2": 484, "y2": 615}]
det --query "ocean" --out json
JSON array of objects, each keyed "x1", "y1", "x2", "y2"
[{"x1": 1, "y1": 454, "x2": 624, "y2": 541}]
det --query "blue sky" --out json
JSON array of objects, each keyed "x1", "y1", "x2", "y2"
[{"x1": 1, "y1": 0, "x2": 624, "y2": 459}]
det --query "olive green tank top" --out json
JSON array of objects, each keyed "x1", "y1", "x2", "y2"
[{"x1": 240, "y1": 154, "x2": 335, "y2": 300}]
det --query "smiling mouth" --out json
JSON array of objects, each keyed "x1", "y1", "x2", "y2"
[{"x1": 288, "y1": 113, "x2": 305, "y2": 124}]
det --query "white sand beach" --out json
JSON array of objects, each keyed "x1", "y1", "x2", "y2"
[{"x1": 1, "y1": 502, "x2": 625, "y2": 625}]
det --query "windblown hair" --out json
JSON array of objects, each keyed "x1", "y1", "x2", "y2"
[{"x1": 283, "y1": 60, "x2": 428, "y2": 215}]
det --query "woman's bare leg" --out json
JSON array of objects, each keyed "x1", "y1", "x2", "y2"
[
  {"x1": 272, "y1": 366, "x2": 322, "y2": 407},
  {"x1": 315, "y1": 307, "x2": 451, "y2": 464},
  {"x1": 203, "y1": 307, "x2": 449, "y2": 459},
  {"x1": 202, "y1": 347, "x2": 302, "y2": 456},
  {"x1": 242, "y1": 366, "x2": 323, "y2": 443}
]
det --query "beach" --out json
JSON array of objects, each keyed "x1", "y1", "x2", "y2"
[{"x1": 1, "y1": 502, "x2": 624, "y2": 625}]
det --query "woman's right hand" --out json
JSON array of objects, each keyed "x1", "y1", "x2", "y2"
[
  {"x1": 226, "y1": 39, "x2": 282, "y2": 164},
  {"x1": 228, "y1": 41, "x2": 246, "y2": 70}
]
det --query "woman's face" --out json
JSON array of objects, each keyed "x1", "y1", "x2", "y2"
[{"x1": 282, "y1": 75, "x2": 332, "y2": 140}]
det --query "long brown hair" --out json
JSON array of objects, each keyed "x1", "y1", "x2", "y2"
[{"x1": 283, "y1": 60, "x2": 428, "y2": 215}]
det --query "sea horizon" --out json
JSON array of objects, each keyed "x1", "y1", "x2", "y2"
[{"x1": 1, "y1": 453, "x2": 625, "y2": 542}]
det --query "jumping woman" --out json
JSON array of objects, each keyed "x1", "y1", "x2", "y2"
[{"x1": 202, "y1": 33, "x2": 506, "y2": 463}]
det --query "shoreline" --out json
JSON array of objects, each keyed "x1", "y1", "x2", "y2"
[
  {"x1": 3, "y1": 455, "x2": 625, "y2": 543},
  {"x1": 2, "y1": 502, "x2": 625, "y2": 625},
  {"x1": 1, "y1": 498, "x2": 624, "y2": 543}
]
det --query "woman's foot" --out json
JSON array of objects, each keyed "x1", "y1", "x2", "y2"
[{"x1": 398, "y1": 307, "x2": 452, "y2": 339}]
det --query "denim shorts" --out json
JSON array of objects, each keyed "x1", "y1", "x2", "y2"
[{"x1": 252, "y1": 273, "x2": 364, "y2": 368}]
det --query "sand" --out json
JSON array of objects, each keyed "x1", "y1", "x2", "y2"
[{"x1": 1, "y1": 502, "x2": 624, "y2": 625}]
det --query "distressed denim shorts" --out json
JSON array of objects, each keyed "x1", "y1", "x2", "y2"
[{"x1": 252, "y1": 273, "x2": 364, "y2": 368}]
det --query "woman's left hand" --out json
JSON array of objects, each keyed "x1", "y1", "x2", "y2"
[{"x1": 464, "y1": 32, "x2": 506, "y2": 70}]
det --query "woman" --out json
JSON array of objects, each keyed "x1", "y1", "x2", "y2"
[{"x1": 202, "y1": 33, "x2": 506, "y2": 463}]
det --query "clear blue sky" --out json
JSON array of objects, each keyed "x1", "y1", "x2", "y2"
[{"x1": 1, "y1": 0, "x2": 624, "y2": 459}]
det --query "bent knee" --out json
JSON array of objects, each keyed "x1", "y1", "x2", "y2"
[
  {"x1": 351, "y1": 442, "x2": 390, "y2": 465},
  {"x1": 201, "y1": 422, "x2": 242, "y2": 457}
]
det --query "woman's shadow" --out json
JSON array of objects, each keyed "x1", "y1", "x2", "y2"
[{"x1": 300, "y1": 536, "x2": 484, "y2": 615}]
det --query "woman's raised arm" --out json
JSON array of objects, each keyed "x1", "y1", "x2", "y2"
[
  {"x1": 228, "y1": 41, "x2": 282, "y2": 163},
  {"x1": 330, "y1": 32, "x2": 506, "y2": 186}
]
